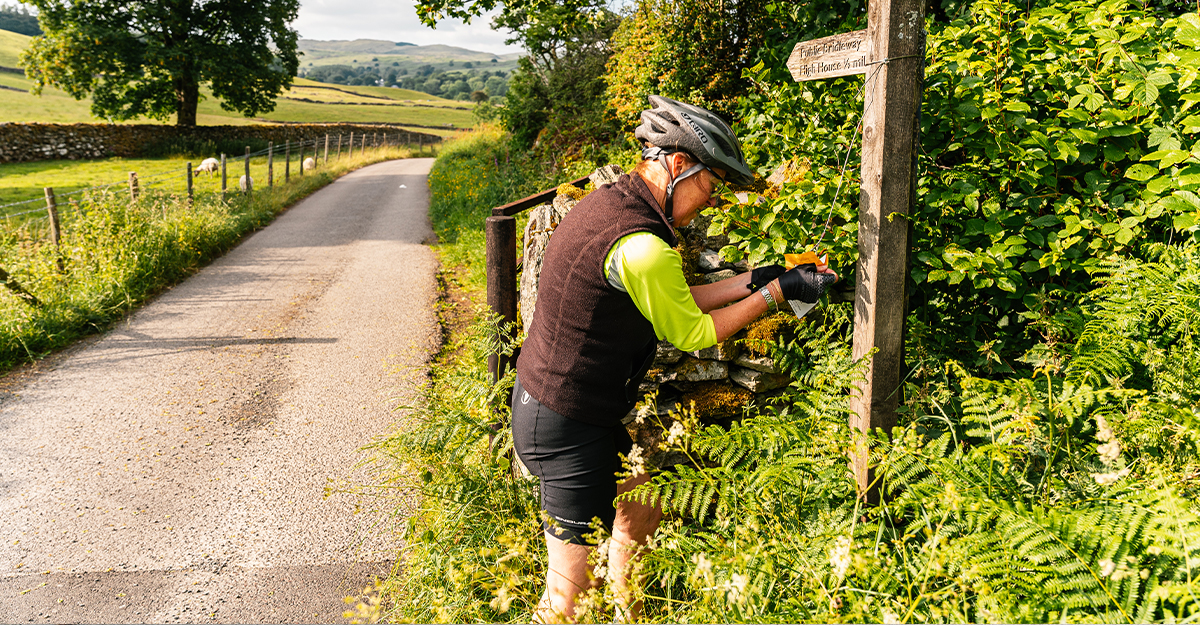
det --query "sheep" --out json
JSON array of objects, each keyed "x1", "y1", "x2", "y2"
[
  {"x1": 303, "y1": 157, "x2": 316, "y2": 172},
  {"x1": 239, "y1": 175, "x2": 253, "y2": 192},
  {"x1": 193, "y1": 157, "x2": 219, "y2": 176}
]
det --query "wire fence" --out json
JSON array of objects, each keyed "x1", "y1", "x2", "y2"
[
  {"x1": 0, "y1": 131, "x2": 432, "y2": 308},
  {"x1": 0, "y1": 131, "x2": 432, "y2": 227}
]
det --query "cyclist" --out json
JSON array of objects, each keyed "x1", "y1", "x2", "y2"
[{"x1": 511, "y1": 95, "x2": 838, "y2": 622}]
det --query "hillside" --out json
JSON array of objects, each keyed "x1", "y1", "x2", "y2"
[
  {"x1": 0, "y1": 31, "x2": 471, "y2": 132},
  {"x1": 0, "y1": 26, "x2": 29, "y2": 67},
  {"x1": 298, "y1": 39, "x2": 521, "y2": 75}
]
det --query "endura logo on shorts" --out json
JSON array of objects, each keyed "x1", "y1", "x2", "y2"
[
  {"x1": 679, "y1": 112, "x2": 709, "y2": 144},
  {"x1": 521, "y1": 391, "x2": 531, "y2": 405}
]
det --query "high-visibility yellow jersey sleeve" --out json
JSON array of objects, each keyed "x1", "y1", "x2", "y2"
[{"x1": 603, "y1": 231, "x2": 717, "y2": 352}]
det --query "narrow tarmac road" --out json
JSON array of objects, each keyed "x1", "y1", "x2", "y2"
[{"x1": 0, "y1": 158, "x2": 439, "y2": 623}]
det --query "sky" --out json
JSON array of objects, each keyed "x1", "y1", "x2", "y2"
[{"x1": 295, "y1": 0, "x2": 523, "y2": 55}]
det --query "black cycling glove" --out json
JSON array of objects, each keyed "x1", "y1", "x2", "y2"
[
  {"x1": 777, "y1": 264, "x2": 837, "y2": 303},
  {"x1": 747, "y1": 264, "x2": 786, "y2": 291}
]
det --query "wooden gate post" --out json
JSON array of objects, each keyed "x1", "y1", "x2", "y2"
[
  {"x1": 186, "y1": 162, "x2": 194, "y2": 204},
  {"x1": 349, "y1": 132, "x2": 355, "y2": 158},
  {"x1": 486, "y1": 215, "x2": 518, "y2": 383},
  {"x1": 128, "y1": 172, "x2": 140, "y2": 201},
  {"x1": 244, "y1": 146, "x2": 252, "y2": 196},
  {"x1": 324, "y1": 134, "x2": 330, "y2": 165},
  {"x1": 848, "y1": 0, "x2": 926, "y2": 501},
  {"x1": 220, "y1": 154, "x2": 227, "y2": 196},
  {"x1": 268, "y1": 142, "x2": 274, "y2": 187},
  {"x1": 337, "y1": 134, "x2": 343, "y2": 160}
]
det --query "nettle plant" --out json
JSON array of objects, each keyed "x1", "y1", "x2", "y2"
[{"x1": 714, "y1": 0, "x2": 1200, "y2": 366}]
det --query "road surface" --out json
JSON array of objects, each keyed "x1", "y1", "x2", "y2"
[{"x1": 0, "y1": 158, "x2": 439, "y2": 622}]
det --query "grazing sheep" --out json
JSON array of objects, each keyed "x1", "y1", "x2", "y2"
[
  {"x1": 239, "y1": 175, "x2": 253, "y2": 192},
  {"x1": 303, "y1": 157, "x2": 316, "y2": 171},
  {"x1": 193, "y1": 157, "x2": 219, "y2": 176}
]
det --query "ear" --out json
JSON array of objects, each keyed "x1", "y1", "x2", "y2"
[{"x1": 668, "y1": 152, "x2": 692, "y2": 176}]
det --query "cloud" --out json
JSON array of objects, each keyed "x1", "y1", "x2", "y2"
[{"x1": 296, "y1": 0, "x2": 523, "y2": 55}]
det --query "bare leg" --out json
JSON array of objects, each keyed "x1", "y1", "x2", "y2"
[
  {"x1": 535, "y1": 531, "x2": 598, "y2": 623},
  {"x1": 610, "y1": 472, "x2": 664, "y2": 622}
]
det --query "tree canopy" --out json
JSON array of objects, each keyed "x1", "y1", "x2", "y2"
[{"x1": 20, "y1": 0, "x2": 300, "y2": 126}]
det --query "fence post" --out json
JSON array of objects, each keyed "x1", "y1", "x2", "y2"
[
  {"x1": 128, "y1": 172, "x2": 139, "y2": 201},
  {"x1": 220, "y1": 154, "x2": 227, "y2": 196},
  {"x1": 268, "y1": 142, "x2": 274, "y2": 187},
  {"x1": 299, "y1": 141, "x2": 306, "y2": 177},
  {"x1": 43, "y1": 187, "x2": 60, "y2": 247},
  {"x1": 244, "y1": 146, "x2": 252, "y2": 195},
  {"x1": 186, "y1": 162, "x2": 194, "y2": 204},
  {"x1": 361, "y1": 133, "x2": 366, "y2": 155},
  {"x1": 418, "y1": 135, "x2": 423, "y2": 154},
  {"x1": 337, "y1": 134, "x2": 343, "y2": 160},
  {"x1": 486, "y1": 215, "x2": 518, "y2": 383},
  {"x1": 284, "y1": 140, "x2": 291, "y2": 182},
  {"x1": 0, "y1": 266, "x2": 40, "y2": 308},
  {"x1": 349, "y1": 132, "x2": 355, "y2": 159},
  {"x1": 324, "y1": 134, "x2": 330, "y2": 165}
]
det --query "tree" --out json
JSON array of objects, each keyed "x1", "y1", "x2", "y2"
[
  {"x1": 20, "y1": 0, "x2": 300, "y2": 126},
  {"x1": 0, "y1": 3, "x2": 41, "y2": 36}
]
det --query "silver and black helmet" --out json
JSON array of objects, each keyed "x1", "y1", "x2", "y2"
[{"x1": 634, "y1": 95, "x2": 755, "y2": 186}]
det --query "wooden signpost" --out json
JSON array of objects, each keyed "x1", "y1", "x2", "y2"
[{"x1": 787, "y1": 0, "x2": 925, "y2": 501}]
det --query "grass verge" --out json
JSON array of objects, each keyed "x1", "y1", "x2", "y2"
[
  {"x1": 360, "y1": 126, "x2": 1200, "y2": 623},
  {"x1": 0, "y1": 144, "x2": 431, "y2": 372}
]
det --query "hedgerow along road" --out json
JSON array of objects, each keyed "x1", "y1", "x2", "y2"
[{"x1": 0, "y1": 158, "x2": 440, "y2": 622}]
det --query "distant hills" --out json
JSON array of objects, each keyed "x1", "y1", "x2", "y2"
[{"x1": 298, "y1": 39, "x2": 522, "y2": 69}]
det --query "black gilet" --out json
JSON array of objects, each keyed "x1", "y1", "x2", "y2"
[{"x1": 516, "y1": 173, "x2": 677, "y2": 427}]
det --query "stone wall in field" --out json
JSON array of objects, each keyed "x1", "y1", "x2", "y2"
[{"x1": 0, "y1": 122, "x2": 443, "y2": 164}]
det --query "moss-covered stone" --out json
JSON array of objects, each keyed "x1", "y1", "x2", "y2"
[
  {"x1": 740, "y1": 313, "x2": 800, "y2": 357},
  {"x1": 556, "y1": 183, "x2": 589, "y2": 201},
  {"x1": 679, "y1": 381, "x2": 752, "y2": 420}
]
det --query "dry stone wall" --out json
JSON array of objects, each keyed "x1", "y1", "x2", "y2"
[
  {"x1": 518, "y1": 166, "x2": 797, "y2": 468},
  {"x1": 0, "y1": 122, "x2": 442, "y2": 163}
]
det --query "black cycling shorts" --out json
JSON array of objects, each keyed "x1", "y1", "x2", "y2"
[{"x1": 510, "y1": 376, "x2": 633, "y2": 545}]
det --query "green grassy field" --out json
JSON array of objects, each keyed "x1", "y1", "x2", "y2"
[
  {"x1": 0, "y1": 30, "x2": 477, "y2": 130},
  {"x1": 0, "y1": 141, "x2": 435, "y2": 214}
]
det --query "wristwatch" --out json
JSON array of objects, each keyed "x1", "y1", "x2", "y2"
[{"x1": 759, "y1": 287, "x2": 778, "y2": 312}]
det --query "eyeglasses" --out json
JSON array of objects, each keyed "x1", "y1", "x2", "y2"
[{"x1": 703, "y1": 166, "x2": 729, "y2": 199}]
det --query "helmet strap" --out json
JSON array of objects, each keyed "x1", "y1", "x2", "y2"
[{"x1": 643, "y1": 146, "x2": 706, "y2": 224}]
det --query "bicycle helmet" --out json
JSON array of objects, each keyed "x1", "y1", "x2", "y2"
[
  {"x1": 633, "y1": 95, "x2": 754, "y2": 221},
  {"x1": 634, "y1": 95, "x2": 755, "y2": 187}
]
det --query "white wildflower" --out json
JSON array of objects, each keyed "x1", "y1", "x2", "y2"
[
  {"x1": 1092, "y1": 467, "x2": 1130, "y2": 485},
  {"x1": 881, "y1": 608, "x2": 902, "y2": 624},
  {"x1": 665, "y1": 420, "x2": 686, "y2": 446},
  {"x1": 592, "y1": 538, "x2": 611, "y2": 581},
  {"x1": 722, "y1": 573, "x2": 748, "y2": 604},
  {"x1": 692, "y1": 552, "x2": 713, "y2": 577},
  {"x1": 829, "y1": 536, "x2": 853, "y2": 580},
  {"x1": 1096, "y1": 414, "x2": 1114, "y2": 441},
  {"x1": 1095, "y1": 414, "x2": 1122, "y2": 465},
  {"x1": 635, "y1": 403, "x2": 653, "y2": 425},
  {"x1": 1099, "y1": 558, "x2": 1116, "y2": 577},
  {"x1": 625, "y1": 444, "x2": 647, "y2": 477}
]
